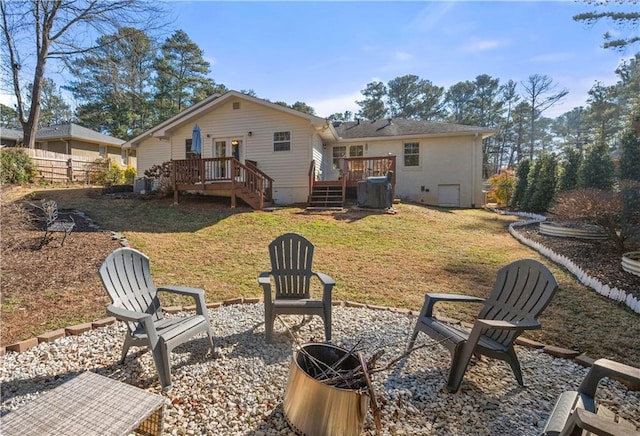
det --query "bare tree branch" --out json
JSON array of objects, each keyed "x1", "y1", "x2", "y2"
[{"x1": 0, "y1": 0, "x2": 168, "y2": 147}]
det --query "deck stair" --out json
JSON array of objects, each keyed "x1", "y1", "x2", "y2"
[
  {"x1": 236, "y1": 186, "x2": 271, "y2": 210},
  {"x1": 308, "y1": 184, "x2": 344, "y2": 209}
]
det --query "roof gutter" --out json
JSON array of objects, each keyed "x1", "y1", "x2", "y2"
[{"x1": 337, "y1": 129, "x2": 496, "y2": 143}]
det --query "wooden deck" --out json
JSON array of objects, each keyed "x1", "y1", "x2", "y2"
[
  {"x1": 172, "y1": 155, "x2": 395, "y2": 210},
  {"x1": 172, "y1": 158, "x2": 272, "y2": 210},
  {"x1": 308, "y1": 156, "x2": 396, "y2": 208}
]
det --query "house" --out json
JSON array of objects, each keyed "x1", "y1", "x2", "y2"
[
  {"x1": 124, "y1": 90, "x2": 494, "y2": 209},
  {"x1": 0, "y1": 128, "x2": 22, "y2": 147},
  {"x1": 0, "y1": 123, "x2": 134, "y2": 167}
]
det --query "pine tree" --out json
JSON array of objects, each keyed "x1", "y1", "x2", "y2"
[
  {"x1": 356, "y1": 81, "x2": 387, "y2": 121},
  {"x1": 153, "y1": 30, "x2": 219, "y2": 122},
  {"x1": 620, "y1": 129, "x2": 640, "y2": 182},
  {"x1": 511, "y1": 159, "x2": 530, "y2": 209},
  {"x1": 579, "y1": 142, "x2": 615, "y2": 190},
  {"x1": 557, "y1": 147, "x2": 583, "y2": 192},
  {"x1": 527, "y1": 153, "x2": 558, "y2": 213},
  {"x1": 66, "y1": 27, "x2": 155, "y2": 139}
]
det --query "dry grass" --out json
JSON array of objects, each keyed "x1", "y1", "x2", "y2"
[{"x1": 2, "y1": 185, "x2": 639, "y2": 367}]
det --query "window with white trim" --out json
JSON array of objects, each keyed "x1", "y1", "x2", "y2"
[
  {"x1": 273, "y1": 131, "x2": 291, "y2": 152},
  {"x1": 349, "y1": 145, "x2": 364, "y2": 157},
  {"x1": 404, "y1": 142, "x2": 419, "y2": 167},
  {"x1": 332, "y1": 146, "x2": 346, "y2": 169},
  {"x1": 185, "y1": 139, "x2": 198, "y2": 159},
  {"x1": 98, "y1": 146, "x2": 106, "y2": 157}
]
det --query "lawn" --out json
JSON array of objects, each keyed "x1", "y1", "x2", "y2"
[{"x1": 2, "y1": 185, "x2": 639, "y2": 367}]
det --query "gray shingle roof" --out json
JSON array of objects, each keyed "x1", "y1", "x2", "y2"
[
  {"x1": 333, "y1": 118, "x2": 494, "y2": 139},
  {"x1": 36, "y1": 123, "x2": 124, "y2": 146},
  {"x1": 0, "y1": 128, "x2": 23, "y2": 141}
]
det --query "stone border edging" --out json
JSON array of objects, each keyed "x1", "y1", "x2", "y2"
[
  {"x1": 491, "y1": 208, "x2": 640, "y2": 314},
  {"x1": 2, "y1": 297, "x2": 618, "y2": 385}
]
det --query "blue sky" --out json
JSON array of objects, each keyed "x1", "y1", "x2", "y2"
[
  {"x1": 164, "y1": 0, "x2": 633, "y2": 118},
  {"x1": 2, "y1": 1, "x2": 635, "y2": 120}
]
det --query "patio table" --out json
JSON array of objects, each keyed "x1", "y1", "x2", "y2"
[{"x1": 1, "y1": 371, "x2": 164, "y2": 436}]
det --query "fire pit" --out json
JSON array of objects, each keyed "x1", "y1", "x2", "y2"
[{"x1": 284, "y1": 343, "x2": 370, "y2": 436}]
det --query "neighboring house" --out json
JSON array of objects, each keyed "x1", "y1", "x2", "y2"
[
  {"x1": 0, "y1": 123, "x2": 134, "y2": 167},
  {"x1": 124, "y1": 90, "x2": 494, "y2": 208},
  {"x1": 0, "y1": 128, "x2": 22, "y2": 147}
]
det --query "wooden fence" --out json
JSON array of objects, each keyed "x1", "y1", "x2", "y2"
[{"x1": 24, "y1": 149, "x2": 107, "y2": 183}]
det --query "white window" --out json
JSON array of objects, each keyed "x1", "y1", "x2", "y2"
[
  {"x1": 332, "y1": 146, "x2": 346, "y2": 169},
  {"x1": 121, "y1": 149, "x2": 127, "y2": 165},
  {"x1": 349, "y1": 145, "x2": 364, "y2": 157},
  {"x1": 273, "y1": 131, "x2": 291, "y2": 152},
  {"x1": 98, "y1": 146, "x2": 106, "y2": 157},
  {"x1": 404, "y1": 142, "x2": 419, "y2": 167},
  {"x1": 185, "y1": 139, "x2": 198, "y2": 159}
]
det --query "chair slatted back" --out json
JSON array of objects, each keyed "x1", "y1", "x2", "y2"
[
  {"x1": 41, "y1": 200, "x2": 59, "y2": 226},
  {"x1": 99, "y1": 248, "x2": 163, "y2": 333},
  {"x1": 478, "y1": 259, "x2": 558, "y2": 346},
  {"x1": 268, "y1": 233, "x2": 314, "y2": 299}
]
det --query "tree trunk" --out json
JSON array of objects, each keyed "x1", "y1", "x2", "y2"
[{"x1": 23, "y1": 23, "x2": 51, "y2": 148}]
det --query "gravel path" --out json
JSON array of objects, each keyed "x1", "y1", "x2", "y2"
[{"x1": 1, "y1": 304, "x2": 639, "y2": 435}]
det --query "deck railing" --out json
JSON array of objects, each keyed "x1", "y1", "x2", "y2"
[
  {"x1": 245, "y1": 160, "x2": 274, "y2": 201},
  {"x1": 344, "y1": 156, "x2": 396, "y2": 200},
  {"x1": 308, "y1": 160, "x2": 316, "y2": 203},
  {"x1": 342, "y1": 156, "x2": 396, "y2": 182},
  {"x1": 172, "y1": 157, "x2": 273, "y2": 206}
]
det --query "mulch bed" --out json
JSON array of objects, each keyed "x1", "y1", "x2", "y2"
[
  {"x1": 516, "y1": 223, "x2": 640, "y2": 300},
  {"x1": 1, "y1": 200, "x2": 121, "y2": 346}
]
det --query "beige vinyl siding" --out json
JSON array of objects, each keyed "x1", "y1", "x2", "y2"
[
  {"x1": 311, "y1": 133, "x2": 324, "y2": 180},
  {"x1": 136, "y1": 137, "x2": 172, "y2": 176},
  {"x1": 344, "y1": 135, "x2": 481, "y2": 207},
  {"x1": 69, "y1": 141, "x2": 99, "y2": 158},
  {"x1": 36, "y1": 140, "x2": 124, "y2": 164},
  {"x1": 166, "y1": 99, "x2": 315, "y2": 201},
  {"x1": 105, "y1": 145, "x2": 123, "y2": 164}
]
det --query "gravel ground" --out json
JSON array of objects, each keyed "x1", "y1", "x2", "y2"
[{"x1": 1, "y1": 304, "x2": 639, "y2": 435}]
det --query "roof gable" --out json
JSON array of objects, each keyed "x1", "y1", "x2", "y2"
[{"x1": 125, "y1": 90, "x2": 333, "y2": 146}]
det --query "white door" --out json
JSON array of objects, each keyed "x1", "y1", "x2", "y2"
[
  {"x1": 214, "y1": 140, "x2": 226, "y2": 179},
  {"x1": 231, "y1": 139, "x2": 242, "y2": 178},
  {"x1": 438, "y1": 184, "x2": 460, "y2": 207}
]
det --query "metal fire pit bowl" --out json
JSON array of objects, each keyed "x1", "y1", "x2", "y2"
[{"x1": 284, "y1": 343, "x2": 369, "y2": 436}]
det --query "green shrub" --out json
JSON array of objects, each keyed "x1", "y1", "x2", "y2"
[
  {"x1": 620, "y1": 130, "x2": 640, "y2": 182},
  {"x1": 524, "y1": 153, "x2": 557, "y2": 213},
  {"x1": 89, "y1": 157, "x2": 122, "y2": 186},
  {"x1": 105, "y1": 161, "x2": 124, "y2": 186},
  {"x1": 557, "y1": 147, "x2": 582, "y2": 192},
  {"x1": 579, "y1": 142, "x2": 615, "y2": 190},
  {"x1": 124, "y1": 165, "x2": 137, "y2": 184},
  {"x1": 0, "y1": 148, "x2": 37, "y2": 184},
  {"x1": 510, "y1": 160, "x2": 530, "y2": 209}
]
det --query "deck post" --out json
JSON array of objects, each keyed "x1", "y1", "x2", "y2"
[
  {"x1": 172, "y1": 160, "x2": 179, "y2": 204},
  {"x1": 230, "y1": 160, "x2": 237, "y2": 208}
]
